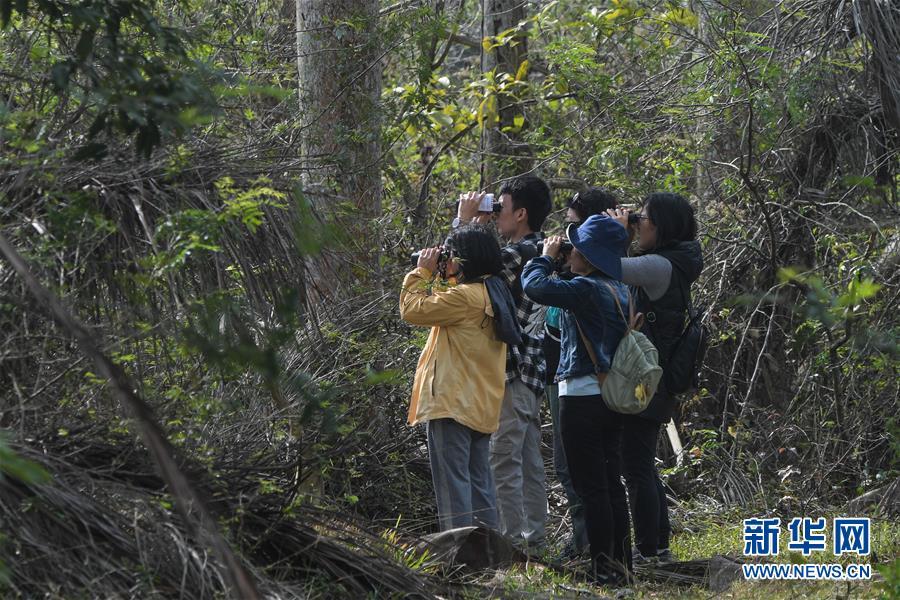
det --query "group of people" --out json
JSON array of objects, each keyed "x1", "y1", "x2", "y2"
[{"x1": 398, "y1": 175, "x2": 702, "y2": 585}]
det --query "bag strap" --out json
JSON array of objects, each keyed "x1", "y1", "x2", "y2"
[
  {"x1": 572, "y1": 280, "x2": 640, "y2": 387},
  {"x1": 574, "y1": 319, "x2": 607, "y2": 387},
  {"x1": 672, "y1": 261, "x2": 696, "y2": 319},
  {"x1": 601, "y1": 280, "x2": 643, "y2": 332}
]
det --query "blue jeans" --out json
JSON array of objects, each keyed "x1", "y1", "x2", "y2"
[
  {"x1": 547, "y1": 383, "x2": 588, "y2": 550},
  {"x1": 427, "y1": 418, "x2": 498, "y2": 530}
]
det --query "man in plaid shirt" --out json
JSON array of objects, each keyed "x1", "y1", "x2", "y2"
[{"x1": 455, "y1": 175, "x2": 551, "y2": 547}]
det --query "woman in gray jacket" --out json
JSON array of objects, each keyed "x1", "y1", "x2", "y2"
[{"x1": 608, "y1": 193, "x2": 702, "y2": 564}]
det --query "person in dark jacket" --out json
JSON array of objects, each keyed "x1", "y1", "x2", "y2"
[
  {"x1": 607, "y1": 193, "x2": 703, "y2": 564},
  {"x1": 544, "y1": 188, "x2": 619, "y2": 559},
  {"x1": 523, "y1": 215, "x2": 633, "y2": 586}
]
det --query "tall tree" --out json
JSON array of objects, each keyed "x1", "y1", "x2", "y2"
[
  {"x1": 480, "y1": 0, "x2": 531, "y2": 186},
  {"x1": 295, "y1": 0, "x2": 382, "y2": 277}
]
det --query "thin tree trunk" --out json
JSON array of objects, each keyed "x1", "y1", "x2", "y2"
[
  {"x1": 480, "y1": 0, "x2": 530, "y2": 188},
  {"x1": 296, "y1": 0, "x2": 383, "y2": 285}
]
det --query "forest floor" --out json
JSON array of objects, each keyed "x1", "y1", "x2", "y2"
[{"x1": 423, "y1": 502, "x2": 900, "y2": 599}]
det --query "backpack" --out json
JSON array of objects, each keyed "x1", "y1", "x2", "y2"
[
  {"x1": 662, "y1": 287, "x2": 708, "y2": 395},
  {"x1": 575, "y1": 281, "x2": 662, "y2": 414}
]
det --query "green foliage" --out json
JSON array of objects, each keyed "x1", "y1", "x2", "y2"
[
  {"x1": 378, "y1": 518, "x2": 437, "y2": 574},
  {"x1": 0, "y1": 434, "x2": 50, "y2": 587},
  {"x1": 0, "y1": 434, "x2": 50, "y2": 485},
  {"x1": 877, "y1": 557, "x2": 900, "y2": 600},
  {"x1": 0, "y1": 0, "x2": 218, "y2": 156}
]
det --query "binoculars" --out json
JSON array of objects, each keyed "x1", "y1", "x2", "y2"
[
  {"x1": 537, "y1": 240, "x2": 573, "y2": 254},
  {"x1": 451, "y1": 193, "x2": 502, "y2": 214},
  {"x1": 627, "y1": 213, "x2": 643, "y2": 225},
  {"x1": 410, "y1": 247, "x2": 450, "y2": 266}
]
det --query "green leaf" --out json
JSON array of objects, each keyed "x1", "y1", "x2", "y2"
[
  {"x1": 428, "y1": 111, "x2": 453, "y2": 129},
  {"x1": 364, "y1": 368, "x2": 403, "y2": 386},
  {"x1": 663, "y1": 7, "x2": 699, "y2": 28},
  {"x1": 841, "y1": 175, "x2": 876, "y2": 189},
  {"x1": 0, "y1": 437, "x2": 51, "y2": 485},
  {"x1": 514, "y1": 59, "x2": 529, "y2": 82}
]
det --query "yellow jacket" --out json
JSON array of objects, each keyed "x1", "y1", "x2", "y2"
[{"x1": 399, "y1": 267, "x2": 507, "y2": 434}]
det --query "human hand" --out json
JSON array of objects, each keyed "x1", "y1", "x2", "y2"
[
  {"x1": 543, "y1": 235, "x2": 564, "y2": 259},
  {"x1": 417, "y1": 247, "x2": 442, "y2": 272},
  {"x1": 473, "y1": 213, "x2": 493, "y2": 225},
  {"x1": 458, "y1": 191, "x2": 484, "y2": 222},
  {"x1": 606, "y1": 207, "x2": 630, "y2": 230}
]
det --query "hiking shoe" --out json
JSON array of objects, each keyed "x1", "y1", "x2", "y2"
[
  {"x1": 631, "y1": 547, "x2": 657, "y2": 566},
  {"x1": 557, "y1": 537, "x2": 588, "y2": 561},
  {"x1": 656, "y1": 548, "x2": 675, "y2": 563}
]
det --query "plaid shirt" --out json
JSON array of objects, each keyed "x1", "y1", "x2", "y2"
[{"x1": 500, "y1": 232, "x2": 546, "y2": 396}]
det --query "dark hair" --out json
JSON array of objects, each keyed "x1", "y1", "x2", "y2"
[
  {"x1": 643, "y1": 192, "x2": 697, "y2": 249},
  {"x1": 445, "y1": 225, "x2": 503, "y2": 281},
  {"x1": 498, "y1": 175, "x2": 552, "y2": 232},
  {"x1": 568, "y1": 187, "x2": 618, "y2": 221}
]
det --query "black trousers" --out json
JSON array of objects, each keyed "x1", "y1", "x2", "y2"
[
  {"x1": 559, "y1": 395, "x2": 632, "y2": 581},
  {"x1": 621, "y1": 414, "x2": 671, "y2": 557}
]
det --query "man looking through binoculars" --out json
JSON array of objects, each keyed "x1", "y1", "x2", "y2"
[{"x1": 453, "y1": 175, "x2": 552, "y2": 549}]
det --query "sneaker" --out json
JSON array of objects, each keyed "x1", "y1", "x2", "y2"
[
  {"x1": 557, "y1": 537, "x2": 588, "y2": 561},
  {"x1": 593, "y1": 570, "x2": 631, "y2": 589},
  {"x1": 631, "y1": 547, "x2": 657, "y2": 566},
  {"x1": 656, "y1": 548, "x2": 675, "y2": 563}
]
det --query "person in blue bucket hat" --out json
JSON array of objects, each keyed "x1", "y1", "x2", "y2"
[
  {"x1": 521, "y1": 214, "x2": 634, "y2": 586},
  {"x1": 544, "y1": 190, "x2": 620, "y2": 561}
]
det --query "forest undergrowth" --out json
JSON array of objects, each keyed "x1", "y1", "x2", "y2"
[{"x1": 1, "y1": 0, "x2": 899, "y2": 597}]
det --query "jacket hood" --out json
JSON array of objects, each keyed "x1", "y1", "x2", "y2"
[{"x1": 657, "y1": 240, "x2": 703, "y2": 283}]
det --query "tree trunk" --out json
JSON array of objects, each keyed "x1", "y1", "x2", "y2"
[
  {"x1": 296, "y1": 0, "x2": 382, "y2": 283},
  {"x1": 480, "y1": 0, "x2": 530, "y2": 188}
]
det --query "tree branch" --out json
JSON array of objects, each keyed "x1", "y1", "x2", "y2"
[{"x1": 0, "y1": 231, "x2": 261, "y2": 600}]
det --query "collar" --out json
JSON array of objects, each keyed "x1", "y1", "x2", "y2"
[{"x1": 520, "y1": 231, "x2": 545, "y2": 243}]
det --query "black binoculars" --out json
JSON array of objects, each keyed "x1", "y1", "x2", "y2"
[
  {"x1": 536, "y1": 240, "x2": 574, "y2": 254},
  {"x1": 627, "y1": 213, "x2": 643, "y2": 225},
  {"x1": 410, "y1": 247, "x2": 450, "y2": 266}
]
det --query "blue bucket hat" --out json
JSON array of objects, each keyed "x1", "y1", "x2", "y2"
[{"x1": 566, "y1": 214, "x2": 628, "y2": 280}]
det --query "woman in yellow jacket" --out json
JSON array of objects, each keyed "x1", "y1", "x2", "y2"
[{"x1": 400, "y1": 226, "x2": 520, "y2": 531}]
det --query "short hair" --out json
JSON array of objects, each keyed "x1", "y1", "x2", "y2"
[
  {"x1": 445, "y1": 225, "x2": 503, "y2": 281},
  {"x1": 568, "y1": 187, "x2": 618, "y2": 221},
  {"x1": 643, "y1": 192, "x2": 697, "y2": 248},
  {"x1": 498, "y1": 175, "x2": 552, "y2": 232}
]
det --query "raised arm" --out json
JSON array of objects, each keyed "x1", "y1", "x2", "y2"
[
  {"x1": 620, "y1": 255, "x2": 672, "y2": 301},
  {"x1": 522, "y1": 256, "x2": 591, "y2": 310},
  {"x1": 399, "y1": 268, "x2": 473, "y2": 327}
]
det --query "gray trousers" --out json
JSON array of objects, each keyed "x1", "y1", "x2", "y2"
[
  {"x1": 427, "y1": 418, "x2": 498, "y2": 531},
  {"x1": 490, "y1": 378, "x2": 548, "y2": 543},
  {"x1": 547, "y1": 383, "x2": 588, "y2": 551}
]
